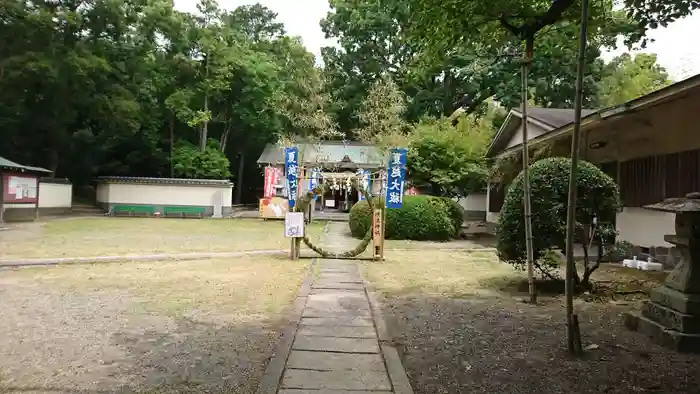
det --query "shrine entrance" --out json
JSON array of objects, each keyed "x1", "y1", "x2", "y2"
[{"x1": 317, "y1": 171, "x2": 363, "y2": 213}]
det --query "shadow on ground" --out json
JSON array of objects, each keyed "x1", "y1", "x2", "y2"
[{"x1": 378, "y1": 292, "x2": 700, "y2": 394}]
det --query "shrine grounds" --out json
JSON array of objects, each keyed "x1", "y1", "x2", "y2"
[
  {"x1": 366, "y1": 250, "x2": 700, "y2": 394},
  {"x1": 0, "y1": 217, "x2": 699, "y2": 393}
]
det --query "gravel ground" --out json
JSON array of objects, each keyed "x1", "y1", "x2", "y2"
[
  {"x1": 0, "y1": 256, "x2": 308, "y2": 393},
  {"x1": 366, "y1": 250, "x2": 700, "y2": 394}
]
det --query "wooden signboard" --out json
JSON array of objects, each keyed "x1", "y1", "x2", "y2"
[
  {"x1": 259, "y1": 197, "x2": 289, "y2": 219},
  {"x1": 372, "y1": 208, "x2": 384, "y2": 260}
]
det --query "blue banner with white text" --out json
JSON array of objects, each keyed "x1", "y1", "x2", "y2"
[
  {"x1": 385, "y1": 148, "x2": 407, "y2": 209},
  {"x1": 285, "y1": 147, "x2": 299, "y2": 208}
]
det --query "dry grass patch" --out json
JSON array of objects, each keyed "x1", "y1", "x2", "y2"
[
  {"x1": 0, "y1": 255, "x2": 310, "y2": 393},
  {"x1": 365, "y1": 249, "x2": 520, "y2": 298},
  {"x1": 0, "y1": 218, "x2": 325, "y2": 260}
]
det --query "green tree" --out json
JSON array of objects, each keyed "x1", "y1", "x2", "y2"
[
  {"x1": 355, "y1": 76, "x2": 412, "y2": 149},
  {"x1": 496, "y1": 158, "x2": 620, "y2": 289},
  {"x1": 0, "y1": 0, "x2": 331, "y2": 198},
  {"x1": 408, "y1": 116, "x2": 494, "y2": 197},
  {"x1": 596, "y1": 53, "x2": 673, "y2": 107},
  {"x1": 320, "y1": 0, "x2": 626, "y2": 137}
]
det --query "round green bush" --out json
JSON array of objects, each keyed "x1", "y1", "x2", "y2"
[
  {"x1": 349, "y1": 195, "x2": 458, "y2": 241},
  {"x1": 496, "y1": 157, "x2": 620, "y2": 275}
]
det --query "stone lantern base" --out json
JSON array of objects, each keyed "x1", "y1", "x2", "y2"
[
  {"x1": 624, "y1": 285, "x2": 700, "y2": 353},
  {"x1": 624, "y1": 192, "x2": 700, "y2": 353}
]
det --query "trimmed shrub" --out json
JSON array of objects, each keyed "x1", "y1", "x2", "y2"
[
  {"x1": 349, "y1": 195, "x2": 458, "y2": 241},
  {"x1": 440, "y1": 198, "x2": 465, "y2": 233},
  {"x1": 496, "y1": 157, "x2": 620, "y2": 284}
]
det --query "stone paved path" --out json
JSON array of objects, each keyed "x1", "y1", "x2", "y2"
[{"x1": 275, "y1": 222, "x2": 411, "y2": 393}]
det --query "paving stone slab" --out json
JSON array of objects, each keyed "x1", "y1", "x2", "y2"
[
  {"x1": 318, "y1": 267, "x2": 357, "y2": 273},
  {"x1": 286, "y1": 350, "x2": 385, "y2": 371},
  {"x1": 297, "y1": 324, "x2": 376, "y2": 338},
  {"x1": 280, "y1": 390, "x2": 392, "y2": 394},
  {"x1": 281, "y1": 369, "x2": 391, "y2": 391},
  {"x1": 304, "y1": 300, "x2": 371, "y2": 312},
  {"x1": 317, "y1": 274, "x2": 363, "y2": 283},
  {"x1": 302, "y1": 307, "x2": 371, "y2": 318},
  {"x1": 312, "y1": 282, "x2": 364, "y2": 290},
  {"x1": 300, "y1": 316, "x2": 374, "y2": 327},
  {"x1": 308, "y1": 291, "x2": 365, "y2": 301},
  {"x1": 310, "y1": 287, "x2": 364, "y2": 295},
  {"x1": 292, "y1": 335, "x2": 379, "y2": 353}
]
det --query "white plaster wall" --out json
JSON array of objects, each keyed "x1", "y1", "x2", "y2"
[
  {"x1": 38, "y1": 182, "x2": 72, "y2": 208},
  {"x1": 97, "y1": 182, "x2": 233, "y2": 207},
  {"x1": 458, "y1": 193, "x2": 487, "y2": 212},
  {"x1": 616, "y1": 207, "x2": 674, "y2": 248},
  {"x1": 96, "y1": 183, "x2": 109, "y2": 203}
]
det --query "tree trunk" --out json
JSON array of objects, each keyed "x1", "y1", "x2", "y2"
[
  {"x1": 169, "y1": 115, "x2": 175, "y2": 178},
  {"x1": 49, "y1": 147, "x2": 60, "y2": 174},
  {"x1": 220, "y1": 120, "x2": 231, "y2": 152},
  {"x1": 564, "y1": 0, "x2": 591, "y2": 356},
  {"x1": 200, "y1": 54, "x2": 210, "y2": 152},
  {"x1": 234, "y1": 151, "x2": 245, "y2": 204},
  {"x1": 201, "y1": 94, "x2": 209, "y2": 151}
]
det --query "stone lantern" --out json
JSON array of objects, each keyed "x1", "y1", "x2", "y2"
[{"x1": 625, "y1": 192, "x2": 700, "y2": 352}]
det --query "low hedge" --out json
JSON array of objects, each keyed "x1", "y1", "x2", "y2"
[{"x1": 348, "y1": 195, "x2": 462, "y2": 241}]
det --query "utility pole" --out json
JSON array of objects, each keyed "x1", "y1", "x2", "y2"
[
  {"x1": 521, "y1": 36, "x2": 536, "y2": 305},
  {"x1": 564, "y1": 0, "x2": 590, "y2": 355}
]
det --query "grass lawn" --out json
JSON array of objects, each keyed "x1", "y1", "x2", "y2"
[
  {"x1": 0, "y1": 217, "x2": 325, "y2": 260},
  {"x1": 0, "y1": 255, "x2": 309, "y2": 393},
  {"x1": 364, "y1": 249, "x2": 700, "y2": 394}
]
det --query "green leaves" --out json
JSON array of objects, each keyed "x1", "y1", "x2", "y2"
[
  {"x1": 407, "y1": 115, "x2": 495, "y2": 197},
  {"x1": 595, "y1": 53, "x2": 673, "y2": 108},
  {"x1": 172, "y1": 140, "x2": 232, "y2": 179},
  {"x1": 496, "y1": 157, "x2": 620, "y2": 278}
]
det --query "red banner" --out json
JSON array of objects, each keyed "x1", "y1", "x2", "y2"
[
  {"x1": 2, "y1": 172, "x2": 39, "y2": 203},
  {"x1": 264, "y1": 167, "x2": 281, "y2": 198}
]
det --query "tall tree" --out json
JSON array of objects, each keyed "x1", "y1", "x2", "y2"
[
  {"x1": 320, "y1": 0, "x2": 628, "y2": 137},
  {"x1": 595, "y1": 53, "x2": 673, "y2": 107}
]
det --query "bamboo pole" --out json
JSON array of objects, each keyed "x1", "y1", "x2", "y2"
[
  {"x1": 565, "y1": 0, "x2": 590, "y2": 355},
  {"x1": 521, "y1": 38, "x2": 537, "y2": 305}
]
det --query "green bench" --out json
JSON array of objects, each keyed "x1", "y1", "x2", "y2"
[
  {"x1": 111, "y1": 205, "x2": 155, "y2": 217},
  {"x1": 163, "y1": 206, "x2": 206, "y2": 218}
]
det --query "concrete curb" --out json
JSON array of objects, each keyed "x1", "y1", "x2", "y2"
[
  {"x1": 0, "y1": 249, "x2": 286, "y2": 268},
  {"x1": 256, "y1": 258, "x2": 316, "y2": 394},
  {"x1": 360, "y1": 264, "x2": 414, "y2": 394}
]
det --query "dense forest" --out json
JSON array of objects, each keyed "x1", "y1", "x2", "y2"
[{"x1": 0, "y1": 0, "x2": 688, "y2": 202}]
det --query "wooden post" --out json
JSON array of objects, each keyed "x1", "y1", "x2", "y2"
[
  {"x1": 0, "y1": 171, "x2": 4, "y2": 223},
  {"x1": 521, "y1": 38, "x2": 537, "y2": 305},
  {"x1": 564, "y1": 0, "x2": 590, "y2": 356},
  {"x1": 380, "y1": 169, "x2": 387, "y2": 260},
  {"x1": 372, "y1": 208, "x2": 384, "y2": 260},
  {"x1": 34, "y1": 175, "x2": 41, "y2": 220}
]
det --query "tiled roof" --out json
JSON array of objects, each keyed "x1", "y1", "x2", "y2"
[
  {"x1": 97, "y1": 176, "x2": 233, "y2": 186},
  {"x1": 257, "y1": 141, "x2": 384, "y2": 167},
  {"x1": 0, "y1": 156, "x2": 52, "y2": 173},
  {"x1": 513, "y1": 108, "x2": 596, "y2": 128}
]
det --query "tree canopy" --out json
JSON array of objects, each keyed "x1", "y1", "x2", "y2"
[
  {"x1": 0, "y1": 0, "x2": 325, "y2": 202},
  {"x1": 0, "y1": 0, "x2": 688, "y2": 203},
  {"x1": 595, "y1": 53, "x2": 673, "y2": 107}
]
